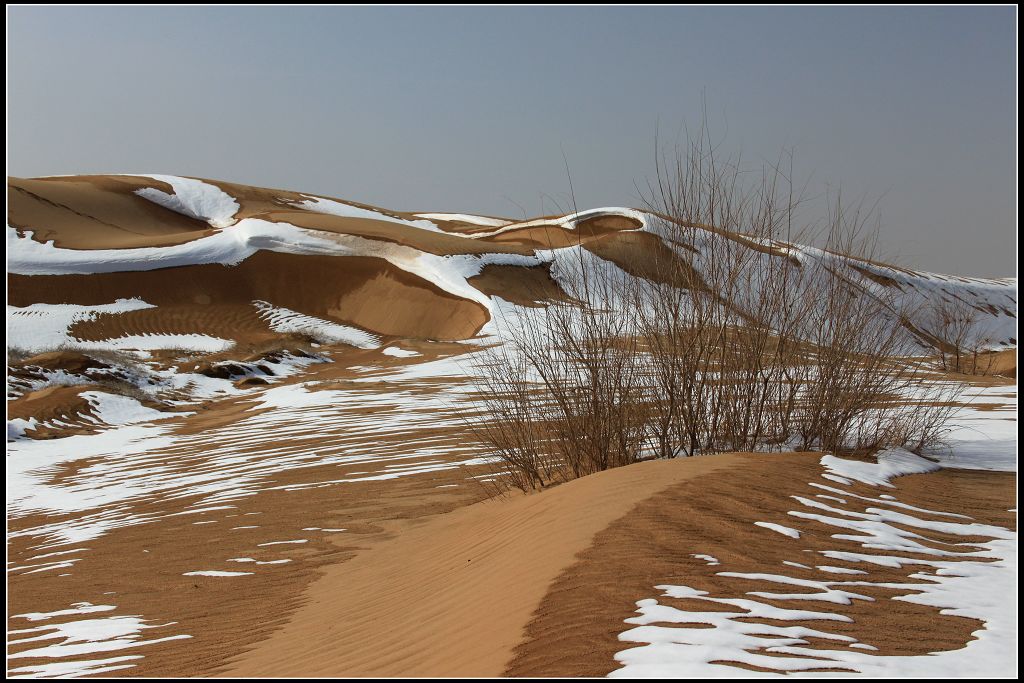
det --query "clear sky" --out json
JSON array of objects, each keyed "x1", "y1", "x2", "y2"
[{"x1": 7, "y1": 6, "x2": 1017, "y2": 276}]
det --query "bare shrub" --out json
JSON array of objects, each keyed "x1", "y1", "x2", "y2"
[
  {"x1": 633, "y1": 119, "x2": 814, "y2": 457},
  {"x1": 636, "y1": 120, "x2": 966, "y2": 458},
  {"x1": 471, "y1": 216, "x2": 650, "y2": 492},
  {"x1": 923, "y1": 296, "x2": 998, "y2": 375},
  {"x1": 468, "y1": 341, "x2": 566, "y2": 492},
  {"x1": 69, "y1": 345, "x2": 150, "y2": 369},
  {"x1": 87, "y1": 373, "x2": 155, "y2": 404},
  {"x1": 471, "y1": 116, "x2": 971, "y2": 489},
  {"x1": 37, "y1": 343, "x2": 159, "y2": 403},
  {"x1": 7, "y1": 346, "x2": 34, "y2": 365}
]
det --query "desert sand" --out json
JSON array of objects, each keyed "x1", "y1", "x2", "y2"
[
  {"x1": 226, "y1": 453, "x2": 741, "y2": 677},
  {"x1": 6, "y1": 174, "x2": 1018, "y2": 678}
]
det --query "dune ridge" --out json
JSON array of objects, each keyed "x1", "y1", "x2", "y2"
[{"x1": 226, "y1": 453, "x2": 741, "y2": 677}]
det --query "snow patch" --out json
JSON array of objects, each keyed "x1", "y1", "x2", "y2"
[
  {"x1": 382, "y1": 346, "x2": 420, "y2": 358},
  {"x1": 754, "y1": 521, "x2": 802, "y2": 539},
  {"x1": 295, "y1": 195, "x2": 440, "y2": 232},
  {"x1": 253, "y1": 300, "x2": 379, "y2": 348},
  {"x1": 132, "y1": 174, "x2": 239, "y2": 228},
  {"x1": 7, "y1": 299, "x2": 232, "y2": 354},
  {"x1": 414, "y1": 212, "x2": 512, "y2": 228}
]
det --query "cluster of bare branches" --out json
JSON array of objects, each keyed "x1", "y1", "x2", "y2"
[
  {"x1": 471, "y1": 123, "x2": 969, "y2": 492},
  {"x1": 923, "y1": 296, "x2": 998, "y2": 375},
  {"x1": 784, "y1": 203, "x2": 965, "y2": 453},
  {"x1": 632, "y1": 121, "x2": 810, "y2": 457},
  {"x1": 471, "y1": 247, "x2": 650, "y2": 491}
]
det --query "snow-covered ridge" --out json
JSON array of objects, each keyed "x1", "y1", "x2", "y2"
[
  {"x1": 8, "y1": 177, "x2": 1016, "y2": 352},
  {"x1": 794, "y1": 244, "x2": 1017, "y2": 351},
  {"x1": 292, "y1": 195, "x2": 442, "y2": 232},
  {"x1": 129, "y1": 174, "x2": 239, "y2": 229},
  {"x1": 455, "y1": 206, "x2": 648, "y2": 239},
  {"x1": 414, "y1": 213, "x2": 512, "y2": 228}
]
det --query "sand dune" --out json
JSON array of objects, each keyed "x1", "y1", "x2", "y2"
[
  {"x1": 7, "y1": 174, "x2": 1016, "y2": 361},
  {"x1": 508, "y1": 455, "x2": 1016, "y2": 676},
  {"x1": 10, "y1": 252, "x2": 490, "y2": 342},
  {"x1": 6, "y1": 173, "x2": 1018, "y2": 677},
  {"x1": 8, "y1": 175, "x2": 214, "y2": 249},
  {"x1": 223, "y1": 449, "x2": 1016, "y2": 678},
  {"x1": 226, "y1": 454, "x2": 742, "y2": 677}
]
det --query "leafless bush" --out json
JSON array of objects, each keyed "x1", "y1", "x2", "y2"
[
  {"x1": 884, "y1": 371, "x2": 967, "y2": 455},
  {"x1": 468, "y1": 341, "x2": 566, "y2": 492},
  {"x1": 924, "y1": 296, "x2": 997, "y2": 375},
  {"x1": 471, "y1": 116, "x2": 969, "y2": 489},
  {"x1": 634, "y1": 120, "x2": 966, "y2": 458},
  {"x1": 69, "y1": 345, "x2": 150, "y2": 369},
  {"x1": 53, "y1": 344, "x2": 158, "y2": 401},
  {"x1": 244, "y1": 332, "x2": 322, "y2": 360},
  {"x1": 471, "y1": 219, "x2": 650, "y2": 492},
  {"x1": 633, "y1": 118, "x2": 815, "y2": 456},
  {"x1": 88, "y1": 373, "x2": 155, "y2": 404},
  {"x1": 7, "y1": 346, "x2": 34, "y2": 365}
]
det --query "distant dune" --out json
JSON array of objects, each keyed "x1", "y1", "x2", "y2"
[
  {"x1": 7, "y1": 173, "x2": 1017, "y2": 354},
  {"x1": 6, "y1": 173, "x2": 1018, "y2": 678}
]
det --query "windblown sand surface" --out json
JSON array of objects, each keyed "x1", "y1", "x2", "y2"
[
  {"x1": 8, "y1": 176, "x2": 213, "y2": 249},
  {"x1": 508, "y1": 460, "x2": 1016, "y2": 676},
  {"x1": 226, "y1": 454, "x2": 741, "y2": 677},
  {"x1": 7, "y1": 351, "x2": 496, "y2": 677},
  {"x1": 10, "y1": 252, "x2": 491, "y2": 342},
  {"x1": 7, "y1": 174, "x2": 1018, "y2": 677},
  {"x1": 224, "y1": 452, "x2": 1015, "y2": 678}
]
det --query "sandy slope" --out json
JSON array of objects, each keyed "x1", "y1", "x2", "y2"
[
  {"x1": 224, "y1": 449, "x2": 1016, "y2": 678},
  {"x1": 6, "y1": 173, "x2": 1018, "y2": 677},
  {"x1": 10, "y1": 251, "x2": 492, "y2": 343},
  {"x1": 226, "y1": 453, "x2": 743, "y2": 677},
  {"x1": 508, "y1": 457, "x2": 1016, "y2": 676},
  {"x1": 8, "y1": 175, "x2": 214, "y2": 249},
  {"x1": 8, "y1": 174, "x2": 1017, "y2": 368}
]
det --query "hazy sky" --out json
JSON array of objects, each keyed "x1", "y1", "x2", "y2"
[{"x1": 7, "y1": 6, "x2": 1017, "y2": 276}]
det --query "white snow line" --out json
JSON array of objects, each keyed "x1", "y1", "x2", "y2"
[
  {"x1": 256, "y1": 539, "x2": 308, "y2": 547},
  {"x1": 754, "y1": 521, "x2": 802, "y2": 539},
  {"x1": 414, "y1": 213, "x2": 512, "y2": 228}
]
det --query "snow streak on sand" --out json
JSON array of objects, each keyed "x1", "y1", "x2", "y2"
[
  {"x1": 8, "y1": 220, "x2": 538, "y2": 320},
  {"x1": 381, "y1": 346, "x2": 420, "y2": 358},
  {"x1": 6, "y1": 220, "x2": 342, "y2": 275},
  {"x1": 6, "y1": 353, "x2": 488, "y2": 550},
  {"x1": 295, "y1": 195, "x2": 441, "y2": 232},
  {"x1": 6, "y1": 348, "x2": 492, "y2": 674},
  {"x1": 754, "y1": 522, "x2": 801, "y2": 539},
  {"x1": 7, "y1": 299, "x2": 234, "y2": 354},
  {"x1": 6, "y1": 602, "x2": 191, "y2": 679},
  {"x1": 613, "y1": 387, "x2": 1017, "y2": 677},
  {"x1": 461, "y1": 207, "x2": 647, "y2": 239},
  {"x1": 414, "y1": 213, "x2": 512, "y2": 228},
  {"x1": 253, "y1": 300, "x2": 380, "y2": 348}
]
